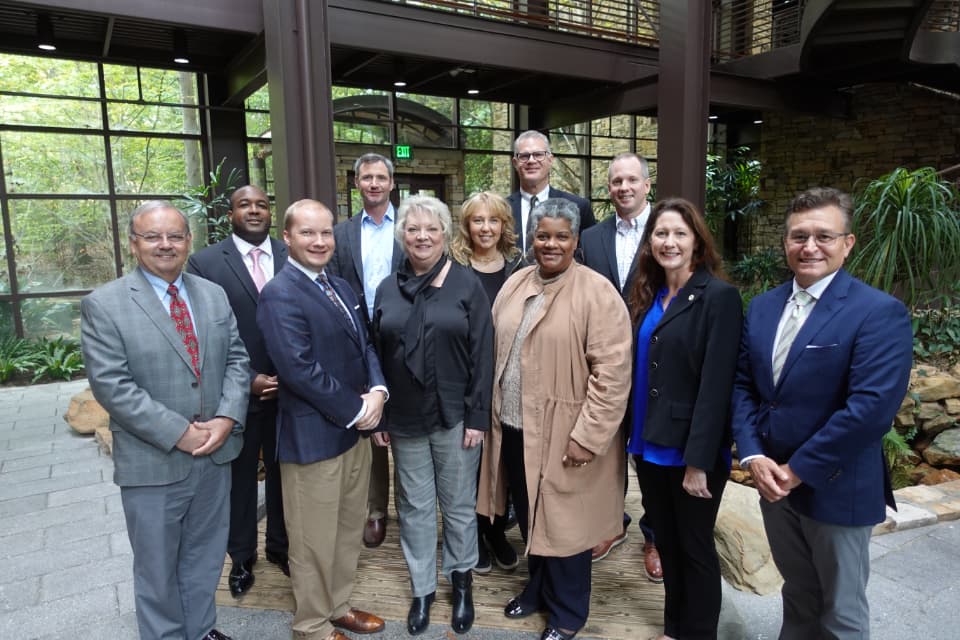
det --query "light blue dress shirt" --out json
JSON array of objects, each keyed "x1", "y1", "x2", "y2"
[{"x1": 361, "y1": 204, "x2": 395, "y2": 319}]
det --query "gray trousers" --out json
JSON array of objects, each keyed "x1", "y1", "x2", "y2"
[
  {"x1": 761, "y1": 498, "x2": 872, "y2": 640},
  {"x1": 121, "y1": 455, "x2": 230, "y2": 640},
  {"x1": 391, "y1": 425, "x2": 481, "y2": 597}
]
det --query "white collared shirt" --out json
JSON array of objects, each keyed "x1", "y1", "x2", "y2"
[
  {"x1": 771, "y1": 270, "x2": 839, "y2": 362},
  {"x1": 231, "y1": 234, "x2": 274, "y2": 285},
  {"x1": 520, "y1": 185, "x2": 551, "y2": 251},
  {"x1": 614, "y1": 203, "x2": 650, "y2": 291}
]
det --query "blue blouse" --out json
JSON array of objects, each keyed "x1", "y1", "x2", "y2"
[{"x1": 628, "y1": 288, "x2": 686, "y2": 466}]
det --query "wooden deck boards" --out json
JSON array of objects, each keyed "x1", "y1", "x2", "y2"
[{"x1": 217, "y1": 460, "x2": 663, "y2": 639}]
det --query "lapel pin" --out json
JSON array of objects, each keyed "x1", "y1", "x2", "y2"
[{"x1": 688, "y1": 294, "x2": 695, "y2": 301}]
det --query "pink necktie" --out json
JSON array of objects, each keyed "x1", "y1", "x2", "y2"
[{"x1": 249, "y1": 247, "x2": 267, "y2": 292}]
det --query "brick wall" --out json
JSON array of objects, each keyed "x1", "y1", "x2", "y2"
[{"x1": 748, "y1": 82, "x2": 960, "y2": 251}]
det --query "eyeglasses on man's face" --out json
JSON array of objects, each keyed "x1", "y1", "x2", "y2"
[
  {"x1": 514, "y1": 150, "x2": 551, "y2": 163},
  {"x1": 786, "y1": 231, "x2": 849, "y2": 247},
  {"x1": 131, "y1": 232, "x2": 189, "y2": 245}
]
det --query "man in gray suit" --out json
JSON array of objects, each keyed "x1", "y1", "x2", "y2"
[
  {"x1": 327, "y1": 152, "x2": 403, "y2": 548},
  {"x1": 81, "y1": 200, "x2": 249, "y2": 640}
]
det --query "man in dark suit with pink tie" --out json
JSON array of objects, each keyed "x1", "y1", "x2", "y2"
[{"x1": 187, "y1": 185, "x2": 290, "y2": 596}]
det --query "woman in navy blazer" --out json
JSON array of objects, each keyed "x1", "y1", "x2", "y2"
[{"x1": 625, "y1": 198, "x2": 742, "y2": 640}]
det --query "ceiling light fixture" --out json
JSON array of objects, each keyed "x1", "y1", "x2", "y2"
[
  {"x1": 394, "y1": 80, "x2": 407, "y2": 87},
  {"x1": 37, "y1": 14, "x2": 56, "y2": 51},
  {"x1": 467, "y1": 88, "x2": 480, "y2": 95},
  {"x1": 708, "y1": 114, "x2": 718, "y2": 120},
  {"x1": 172, "y1": 29, "x2": 190, "y2": 65},
  {"x1": 753, "y1": 119, "x2": 763, "y2": 124}
]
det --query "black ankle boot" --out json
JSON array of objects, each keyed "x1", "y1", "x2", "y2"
[
  {"x1": 407, "y1": 592, "x2": 434, "y2": 636},
  {"x1": 451, "y1": 570, "x2": 474, "y2": 634}
]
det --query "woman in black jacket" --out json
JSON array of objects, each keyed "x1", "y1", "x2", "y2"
[
  {"x1": 625, "y1": 198, "x2": 742, "y2": 640},
  {"x1": 373, "y1": 195, "x2": 493, "y2": 636}
]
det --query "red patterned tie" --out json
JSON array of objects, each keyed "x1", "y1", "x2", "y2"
[{"x1": 168, "y1": 283, "x2": 200, "y2": 378}]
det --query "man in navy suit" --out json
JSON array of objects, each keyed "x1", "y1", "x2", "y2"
[
  {"x1": 579, "y1": 152, "x2": 661, "y2": 581},
  {"x1": 506, "y1": 130, "x2": 595, "y2": 253},
  {"x1": 187, "y1": 185, "x2": 290, "y2": 596},
  {"x1": 732, "y1": 187, "x2": 913, "y2": 639},
  {"x1": 327, "y1": 152, "x2": 403, "y2": 548},
  {"x1": 258, "y1": 199, "x2": 388, "y2": 640}
]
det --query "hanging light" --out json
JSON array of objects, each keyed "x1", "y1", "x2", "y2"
[
  {"x1": 172, "y1": 29, "x2": 190, "y2": 65},
  {"x1": 37, "y1": 14, "x2": 56, "y2": 51}
]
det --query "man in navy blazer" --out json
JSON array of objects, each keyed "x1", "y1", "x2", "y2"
[
  {"x1": 579, "y1": 152, "x2": 661, "y2": 580},
  {"x1": 732, "y1": 187, "x2": 913, "y2": 639},
  {"x1": 506, "y1": 130, "x2": 595, "y2": 253},
  {"x1": 187, "y1": 185, "x2": 290, "y2": 596},
  {"x1": 258, "y1": 199, "x2": 388, "y2": 640},
  {"x1": 327, "y1": 152, "x2": 403, "y2": 548}
]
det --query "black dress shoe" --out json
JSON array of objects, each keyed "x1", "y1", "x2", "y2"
[
  {"x1": 228, "y1": 558, "x2": 255, "y2": 597},
  {"x1": 203, "y1": 628, "x2": 233, "y2": 639},
  {"x1": 407, "y1": 592, "x2": 435, "y2": 636},
  {"x1": 540, "y1": 627, "x2": 577, "y2": 640},
  {"x1": 451, "y1": 570, "x2": 474, "y2": 634},
  {"x1": 265, "y1": 549, "x2": 290, "y2": 577},
  {"x1": 504, "y1": 596, "x2": 539, "y2": 619}
]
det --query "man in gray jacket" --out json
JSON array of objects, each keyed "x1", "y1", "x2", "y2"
[{"x1": 81, "y1": 200, "x2": 249, "y2": 640}]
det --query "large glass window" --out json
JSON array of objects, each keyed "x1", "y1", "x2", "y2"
[{"x1": 0, "y1": 53, "x2": 208, "y2": 338}]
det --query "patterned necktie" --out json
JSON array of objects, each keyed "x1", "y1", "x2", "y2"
[
  {"x1": 524, "y1": 195, "x2": 539, "y2": 251},
  {"x1": 249, "y1": 247, "x2": 267, "y2": 292},
  {"x1": 168, "y1": 283, "x2": 200, "y2": 378},
  {"x1": 316, "y1": 273, "x2": 356, "y2": 334},
  {"x1": 772, "y1": 290, "x2": 813, "y2": 385}
]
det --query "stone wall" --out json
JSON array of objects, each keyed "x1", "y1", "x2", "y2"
[
  {"x1": 896, "y1": 363, "x2": 960, "y2": 482},
  {"x1": 748, "y1": 82, "x2": 960, "y2": 251}
]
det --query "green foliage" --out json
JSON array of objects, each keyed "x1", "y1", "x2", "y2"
[
  {"x1": 850, "y1": 167, "x2": 960, "y2": 307},
  {"x1": 705, "y1": 146, "x2": 764, "y2": 237},
  {"x1": 177, "y1": 158, "x2": 244, "y2": 245},
  {"x1": 30, "y1": 336, "x2": 84, "y2": 383},
  {"x1": 883, "y1": 426, "x2": 916, "y2": 490},
  {"x1": 729, "y1": 248, "x2": 790, "y2": 307},
  {"x1": 911, "y1": 285, "x2": 960, "y2": 368},
  {"x1": 0, "y1": 333, "x2": 86, "y2": 384},
  {"x1": 0, "y1": 334, "x2": 38, "y2": 383}
]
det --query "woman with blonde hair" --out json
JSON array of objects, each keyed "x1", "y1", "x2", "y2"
[{"x1": 451, "y1": 191, "x2": 522, "y2": 575}]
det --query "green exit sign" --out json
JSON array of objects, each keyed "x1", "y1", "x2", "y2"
[{"x1": 395, "y1": 145, "x2": 412, "y2": 160}]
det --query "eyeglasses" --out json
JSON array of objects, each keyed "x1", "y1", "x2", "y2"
[
  {"x1": 786, "y1": 231, "x2": 849, "y2": 247},
  {"x1": 514, "y1": 150, "x2": 550, "y2": 163},
  {"x1": 131, "y1": 232, "x2": 189, "y2": 245}
]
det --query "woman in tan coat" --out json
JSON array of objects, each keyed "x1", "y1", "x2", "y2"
[{"x1": 477, "y1": 198, "x2": 632, "y2": 640}]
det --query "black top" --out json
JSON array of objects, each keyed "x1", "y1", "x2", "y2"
[
  {"x1": 373, "y1": 260, "x2": 494, "y2": 436},
  {"x1": 472, "y1": 253, "x2": 524, "y2": 308}
]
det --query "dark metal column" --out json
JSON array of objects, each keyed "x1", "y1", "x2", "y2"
[
  {"x1": 262, "y1": 0, "x2": 337, "y2": 218},
  {"x1": 204, "y1": 74, "x2": 250, "y2": 188},
  {"x1": 656, "y1": 0, "x2": 711, "y2": 212}
]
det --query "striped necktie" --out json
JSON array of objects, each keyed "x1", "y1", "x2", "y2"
[{"x1": 772, "y1": 290, "x2": 813, "y2": 385}]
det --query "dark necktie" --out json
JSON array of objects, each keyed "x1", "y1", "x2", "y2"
[
  {"x1": 316, "y1": 273, "x2": 356, "y2": 334},
  {"x1": 168, "y1": 283, "x2": 200, "y2": 378},
  {"x1": 525, "y1": 195, "x2": 540, "y2": 251}
]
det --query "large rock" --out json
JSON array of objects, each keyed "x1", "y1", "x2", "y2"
[
  {"x1": 714, "y1": 481, "x2": 783, "y2": 595},
  {"x1": 912, "y1": 374, "x2": 960, "y2": 402},
  {"x1": 944, "y1": 398, "x2": 960, "y2": 415},
  {"x1": 63, "y1": 388, "x2": 109, "y2": 435},
  {"x1": 922, "y1": 428, "x2": 960, "y2": 468},
  {"x1": 921, "y1": 413, "x2": 957, "y2": 436}
]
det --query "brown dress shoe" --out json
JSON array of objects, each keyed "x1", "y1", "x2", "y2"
[
  {"x1": 363, "y1": 517, "x2": 386, "y2": 548},
  {"x1": 323, "y1": 631, "x2": 350, "y2": 640},
  {"x1": 590, "y1": 530, "x2": 627, "y2": 562},
  {"x1": 332, "y1": 607, "x2": 385, "y2": 634},
  {"x1": 643, "y1": 541, "x2": 664, "y2": 583}
]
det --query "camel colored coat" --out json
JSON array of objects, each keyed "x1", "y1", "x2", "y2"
[{"x1": 478, "y1": 262, "x2": 632, "y2": 557}]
